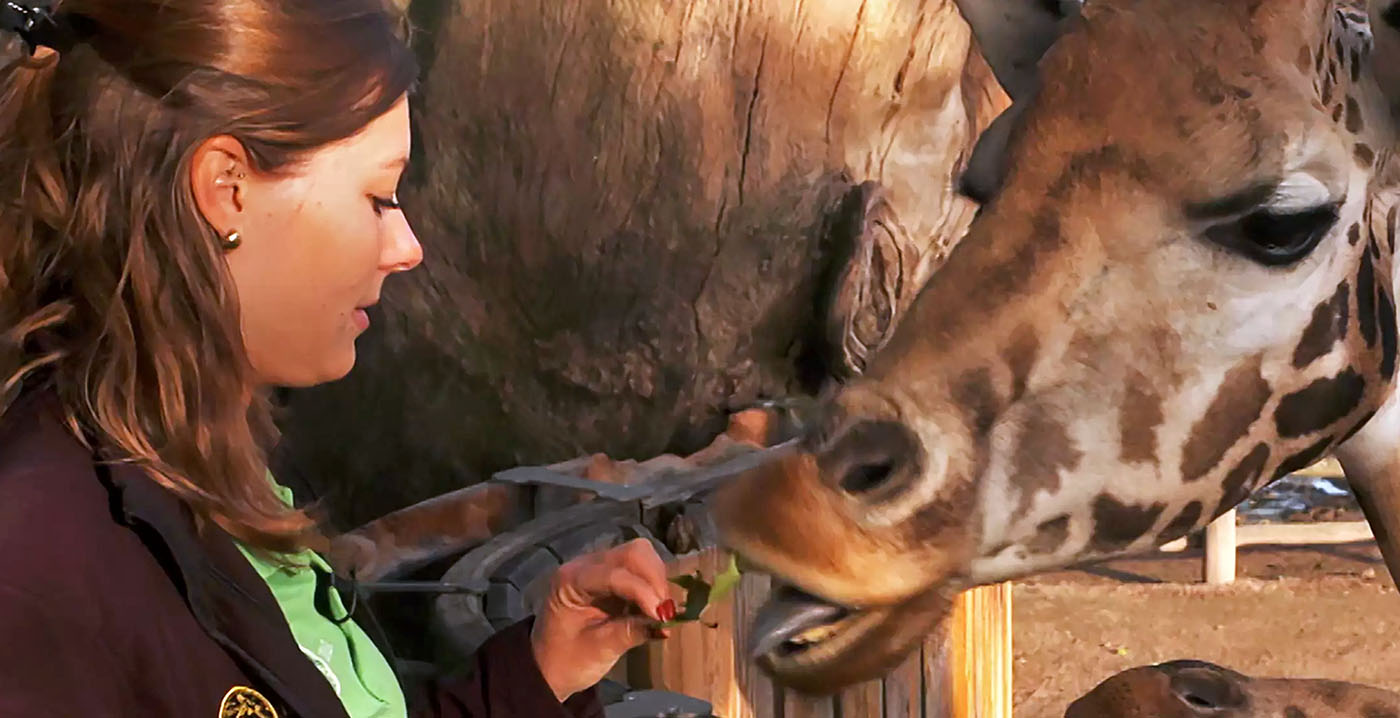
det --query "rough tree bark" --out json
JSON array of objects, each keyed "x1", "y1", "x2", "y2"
[{"x1": 272, "y1": 0, "x2": 1008, "y2": 528}]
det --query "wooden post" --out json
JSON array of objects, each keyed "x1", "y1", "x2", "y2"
[
  {"x1": 947, "y1": 583, "x2": 1014, "y2": 718},
  {"x1": 1205, "y1": 510, "x2": 1237, "y2": 585}
]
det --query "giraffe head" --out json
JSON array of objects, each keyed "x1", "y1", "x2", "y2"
[
  {"x1": 1065, "y1": 659, "x2": 1400, "y2": 717},
  {"x1": 714, "y1": 0, "x2": 1400, "y2": 693}
]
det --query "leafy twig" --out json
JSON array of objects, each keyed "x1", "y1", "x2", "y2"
[{"x1": 653, "y1": 555, "x2": 742, "y2": 628}]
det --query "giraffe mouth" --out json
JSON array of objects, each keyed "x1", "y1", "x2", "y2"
[
  {"x1": 741, "y1": 575, "x2": 955, "y2": 693},
  {"x1": 748, "y1": 585, "x2": 857, "y2": 659},
  {"x1": 748, "y1": 583, "x2": 878, "y2": 679}
]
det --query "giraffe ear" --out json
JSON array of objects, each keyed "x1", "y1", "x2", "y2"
[
  {"x1": 953, "y1": 0, "x2": 1082, "y2": 101},
  {"x1": 818, "y1": 181, "x2": 916, "y2": 380},
  {"x1": 1371, "y1": 0, "x2": 1400, "y2": 117}
]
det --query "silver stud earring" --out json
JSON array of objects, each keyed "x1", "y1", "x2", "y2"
[{"x1": 221, "y1": 230, "x2": 242, "y2": 251}]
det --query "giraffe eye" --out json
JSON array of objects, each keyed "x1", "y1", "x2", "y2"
[{"x1": 1202, "y1": 202, "x2": 1340, "y2": 267}]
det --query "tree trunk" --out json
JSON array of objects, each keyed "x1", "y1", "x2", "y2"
[{"x1": 273, "y1": 0, "x2": 1008, "y2": 527}]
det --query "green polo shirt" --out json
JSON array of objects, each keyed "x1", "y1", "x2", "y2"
[{"x1": 236, "y1": 483, "x2": 408, "y2": 718}]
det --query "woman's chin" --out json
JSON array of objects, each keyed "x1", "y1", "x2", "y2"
[
  {"x1": 318, "y1": 349, "x2": 359, "y2": 385},
  {"x1": 260, "y1": 349, "x2": 358, "y2": 389}
]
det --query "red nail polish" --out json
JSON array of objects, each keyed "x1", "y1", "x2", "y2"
[{"x1": 657, "y1": 599, "x2": 677, "y2": 622}]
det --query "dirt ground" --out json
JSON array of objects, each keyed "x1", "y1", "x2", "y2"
[{"x1": 1013, "y1": 541, "x2": 1400, "y2": 718}]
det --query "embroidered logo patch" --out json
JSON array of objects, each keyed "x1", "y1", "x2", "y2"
[{"x1": 219, "y1": 686, "x2": 279, "y2": 718}]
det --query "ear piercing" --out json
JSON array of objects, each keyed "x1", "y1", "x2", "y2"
[{"x1": 221, "y1": 230, "x2": 241, "y2": 251}]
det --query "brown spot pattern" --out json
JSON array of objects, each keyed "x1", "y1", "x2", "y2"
[
  {"x1": 1284, "y1": 707, "x2": 1305, "y2": 718},
  {"x1": 1181, "y1": 357, "x2": 1270, "y2": 482},
  {"x1": 1160, "y1": 501, "x2": 1203, "y2": 542},
  {"x1": 978, "y1": 212, "x2": 1064, "y2": 310},
  {"x1": 1119, "y1": 371, "x2": 1164, "y2": 464},
  {"x1": 1356, "y1": 143, "x2": 1376, "y2": 167},
  {"x1": 1350, "y1": 223, "x2": 1363, "y2": 245},
  {"x1": 1193, "y1": 66, "x2": 1252, "y2": 105},
  {"x1": 1387, "y1": 205, "x2": 1397, "y2": 254},
  {"x1": 1273, "y1": 436, "x2": 1334, "y2": 483},
  {"x1": 1346, "y1": 96, "x2": 1363, "y2": 133},
  {"x1": 1292, "y1": 281, "x2": 1350, "y2": 368},
  {"x1": 953, "y1": 367, "x2": 1001, "y2": 438},
  {"x1": 1217, "y1": 443, "x2": 1270, "y2": 517},
  {"x1": 1089, "y1": 495, "x2": 1166, "y2": 551},
  {"x1": 1005, "y1": 327, "x2": 1039, "y2": 403},
  {"x1": 910, "y1": 467, "x2": 979, "y2": 544},
  {"x1": 1027, "y1": 515, "x2": 1070, "y2": 555},
  {"x1": 1359, "y1": 249, "x2": 1378, "y2": 347},
  {"x1": 1275, "y1": 369, "x2": 1366, "y2": 438},
  {"x1": 1341, "y1": 408, "x2": 1378, "y2": 443},
  {"x1": 1382, "y1": 289, "x2": 1398, "y2": 381},
  {"x1": 1014, "y1": 405, "x2": 1083, "y2": 514},
  {"x1": 1047, "y1": 145, "x2": 1153, "y2": 201}
]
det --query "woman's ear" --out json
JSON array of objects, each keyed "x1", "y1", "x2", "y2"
[{"x1": 189, "y1": 135, "x2": 252, "y2": 237}]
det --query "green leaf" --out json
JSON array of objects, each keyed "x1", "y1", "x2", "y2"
[
  {"x1": 652, "y1": 556, "x2": 743, "y2": 628},
  {"x1": 709, "y1": 555, "x2": 742, "y2": 605}
]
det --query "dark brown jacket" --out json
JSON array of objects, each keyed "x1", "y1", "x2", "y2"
[{"x1": 0, "y1": 390, "x2": 602, "y2": 718}]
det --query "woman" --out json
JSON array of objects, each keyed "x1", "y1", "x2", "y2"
[{"x1": 0, "y1": 1, "x2": 677, "y2": 716}]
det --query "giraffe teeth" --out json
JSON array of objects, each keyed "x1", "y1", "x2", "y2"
[{"x1": 788, "y1": 623, "x2": 842, "y2": 645}]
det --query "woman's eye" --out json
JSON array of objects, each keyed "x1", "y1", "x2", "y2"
[
  {"x1": 371, "y1": 194, "x2": 402, "y2": 216},
  {"x1": 1202, "y1": 202, "x2": 1340, "y2": 266}
]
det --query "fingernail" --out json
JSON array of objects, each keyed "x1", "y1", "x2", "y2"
[
  {"x1": 657, "y1": 599, "x2": 677, "y2": 622},
  {"x1": 647, "y1": 626, "x2": 670, "y2": 640}
]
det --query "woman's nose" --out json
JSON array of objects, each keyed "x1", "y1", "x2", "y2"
[{"x1": 381, "y1": 213, "x2": 422, "y2": 273}]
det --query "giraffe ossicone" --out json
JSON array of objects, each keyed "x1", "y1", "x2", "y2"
[{"x1": 713, "y1": 0, "x2": 1400, "y2": 694}]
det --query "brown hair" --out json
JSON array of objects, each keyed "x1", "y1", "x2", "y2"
[{"x1": 0, "y1": 0, "x2": 417, "y2": 552}]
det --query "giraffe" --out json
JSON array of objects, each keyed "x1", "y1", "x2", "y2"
[
  {"x1": 710, "y1": 0, "x2": 1400, "y2": 694},
  {"x1": 1066, "y1": 660, "x2": 1400, "y2": 718}
]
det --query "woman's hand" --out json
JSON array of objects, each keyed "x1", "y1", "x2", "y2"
[{"x1": 529, "y1": 538, "x2": 678, "y2": 701}]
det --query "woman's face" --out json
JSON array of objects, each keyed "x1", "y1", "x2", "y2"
[{"x1": 194, "y1": 95, "x2": 421, "y2": 387}]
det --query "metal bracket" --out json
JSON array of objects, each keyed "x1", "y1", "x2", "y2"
[
  {"x1": 358, "y1": 579, "x2": 489, "y2": 594},
  {"x1": 487, "y1": 440, "x2": 799, "y2": 507},
  {"x1": 491, "y1": 465, "x2": 649, "y2": 501}
]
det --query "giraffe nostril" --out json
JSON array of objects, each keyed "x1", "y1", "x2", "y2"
[
  {"x1": 1180, "y1": 690, "x2": 1218, "y2": 710},
  {"x1": 1164, "y1": 665, "x2": 1248, "y2": 714},
  {"x1": 817, "y1": 419, "x2": 923, "y2": 502},
  {"x1": 839, "y1": 461, "x2": 896, "y2": 495}
]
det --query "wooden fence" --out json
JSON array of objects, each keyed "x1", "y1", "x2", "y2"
[{"x1": 624, "y1": 548, "x2": 1013, "y2": 718}]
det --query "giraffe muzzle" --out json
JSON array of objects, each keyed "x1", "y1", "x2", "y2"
[
  {"x1": 739, "y1": 577, "x2": 957, "y2": 694},
  {"x1": 745, "y1": 584, "x2": 851, "y2": 660}
]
